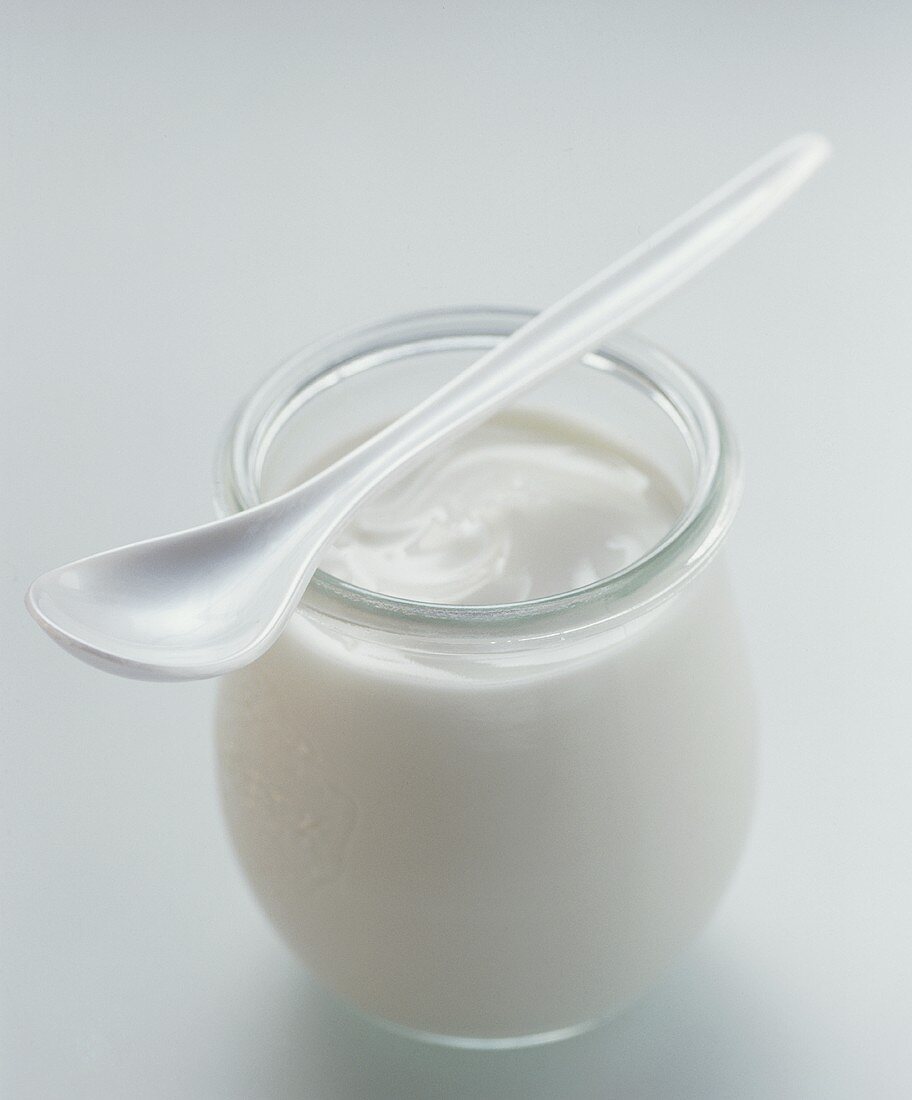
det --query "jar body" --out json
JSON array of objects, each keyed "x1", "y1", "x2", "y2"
[{"x1": 214, "y1": 555, "x2": 754, "y2": 1044}]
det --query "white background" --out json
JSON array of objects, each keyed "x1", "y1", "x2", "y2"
[{"x1": 3, "y1": 2, "x2": 911, "y2": 1096}]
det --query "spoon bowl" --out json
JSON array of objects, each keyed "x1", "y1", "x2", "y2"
[{"x1": 27, "y1": 478, "x2": 335, "y2": 679}]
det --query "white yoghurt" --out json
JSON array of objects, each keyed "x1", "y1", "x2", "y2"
[{"x1": 317, "y1": 410, "x2": 681, "y2": 605}]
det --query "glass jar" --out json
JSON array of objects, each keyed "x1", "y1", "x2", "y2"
[{"x1": 212, "y1": 309, "x2": 755, "y2": 1048}]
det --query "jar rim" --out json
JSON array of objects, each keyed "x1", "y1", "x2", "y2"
[{"x1": 213, "y1": 308, "x2": 741, "y2": 642}]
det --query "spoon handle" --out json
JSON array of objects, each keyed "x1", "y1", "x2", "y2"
[{"x1": 311, "y1": 134, "x2": 829, "y2": 510}]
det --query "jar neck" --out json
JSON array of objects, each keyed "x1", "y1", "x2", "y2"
[{"x1": 214, "y1": 309, "x2": 741, "y2": 646}]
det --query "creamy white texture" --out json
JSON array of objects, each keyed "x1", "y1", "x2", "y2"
[
  {"x1": 216, "y1": 563, "x2": 755, "y2": 1041},
  {"x1": 318, "y1": 411, "x2": 681, "y2": 604}
]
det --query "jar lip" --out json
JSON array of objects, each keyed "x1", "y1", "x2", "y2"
[{"x1": 214, "y1": 308, "x2": 741, "y2": 641}]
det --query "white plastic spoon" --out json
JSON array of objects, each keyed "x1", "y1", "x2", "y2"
[{"x1": 27, "y1": 133, "x2": 830, "y2": 681}]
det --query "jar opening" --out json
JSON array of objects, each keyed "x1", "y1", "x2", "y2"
[{"x1": 214, "y1": 309, "x2": 740, "y2": 641}]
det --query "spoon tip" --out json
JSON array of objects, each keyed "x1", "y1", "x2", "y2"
[{"x1": 787, "y1": 131, "x2": 833, "y2": 170}]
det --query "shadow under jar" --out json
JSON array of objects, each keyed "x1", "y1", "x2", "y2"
[{"x1": 213, "y1": 309, "x2": 755, "y2": 1049}]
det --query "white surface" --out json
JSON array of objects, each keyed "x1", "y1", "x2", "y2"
[{"x1": 2, "y1": 2, "x2": 910, "y2": 1096}]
